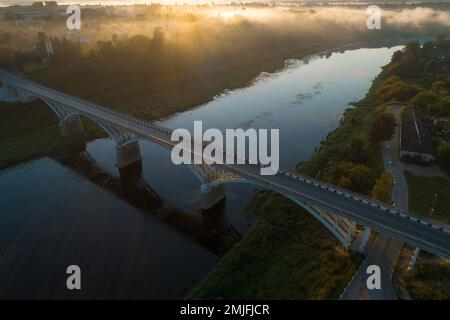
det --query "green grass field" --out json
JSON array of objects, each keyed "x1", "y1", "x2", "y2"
[
  {"x1": 0, "y1": 101, "x2": 105, "y2": 169},
  {"x1": 404, "y1": 170, "x2": 450, "y2": 224}
]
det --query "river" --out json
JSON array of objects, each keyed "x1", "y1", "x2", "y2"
[{"x1": 0, "y1": 44, "x2": 403, "y2": 299}]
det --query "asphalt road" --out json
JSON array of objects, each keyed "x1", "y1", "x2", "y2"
[{"x1": 340, "y1": 105, "x2": 406, "y2": 300}]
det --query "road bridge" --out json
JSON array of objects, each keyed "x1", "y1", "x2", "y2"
[{"x1": 1, "y1": 69, "x2": 449, "y2": 259}]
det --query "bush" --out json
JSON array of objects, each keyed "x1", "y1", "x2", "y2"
[
  {"x1": 326, "y1": 161, "x2": 375, "y2": 194},
  {"x1": 369, "y1": 112, "x2": 396, "y2": 145},
  {"x1": 372, "y1": 171, "x2": 394, "y2": 203},
  {"x1": 377, "y1": 80, "x2": 420, "y2": 102},
  {"x1": 437, "y1": 141, "x2": 450, "y2": 169},
  {"x1": 436, "y1": 97, "x2": 450, "y2": 116},
  {"x1": 410, "y1": 91, "x2": 439, "y2": 112}
]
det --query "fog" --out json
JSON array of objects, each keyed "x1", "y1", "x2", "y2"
[{"x1": 3, "y1": 4, "x2": 450, "y2": 53}]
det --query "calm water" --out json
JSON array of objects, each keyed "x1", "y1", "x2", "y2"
[{"x1": 0, "y1": 45, "x2": 402, "y2": 299}]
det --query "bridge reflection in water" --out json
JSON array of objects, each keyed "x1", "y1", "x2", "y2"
[{"x1": 51, "y1": 139, "x2": 241, "y2": 255}]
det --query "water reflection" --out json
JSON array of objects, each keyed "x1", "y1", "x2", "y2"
[
  {"x1": 160, "y1": 46, "x2": 404, "y2": 168},
  {"x1": 0, "y1": 138, "x2": 248, "y2": 299},
  {"x1": 52, "y1": 139, "x2": 243, "y2": 255}
]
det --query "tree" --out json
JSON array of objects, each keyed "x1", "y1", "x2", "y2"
[
  {"x1": 347, "y1": 164, "x2": 374, "y2": 193},
  {"x1": 345, "y1": 138, "x2": 367, "y2": 163},
  {"x1": 404, "y1": 41, "x2": 421, "y2": 58},
  {"x1": 96, "y1": 40, "x2": 115, "y2": 59},
  {"x1": 410, "y1": 91, "x2": 438, "y2": 112},
  {"x1": 437, "y1": 142, "x2": 450, "y2": 169},
  {"x1": 0, "y1": 44, "x2": 19, "y2": 69},
  {"x1": 338, "y1": 176, "x2": 352, "y2": 190},
  {"x1": 327, "y1": 161, "x2": 374, "y2": 194},
  {"x1": 49, "y1": 37, "x2": 82, "y2": 64},
  {"x1": 0, "y1": 33, "x2": 11, "y2": 44},
  {"x1": 377, "y1": 79, "x2": 419, "y2": 102},
  {"x1": 112, "y1": 33, "x2": 119, "y2": 45},
  {"x1": 37, "y1": 31, "x2": 47, "y2": 44},
  {"x1": 35, "y1": 31, "x2": 48, "y2": 59},
  {"x1": 152, "y1": 27, "x2": 165, "y2": 47},
  {"x1": 436, "y1": 97, "x2": 450, "y2": 116},
  {"x1": 369, "y1": 112, "x2": 396, "y2": 145},
  {"x1": 391, "y1": 50, "x2": 403, "y2": 62},
  {"x1": 432, "y1": 81, "x2": 447, "y2": 96},
  {"x1": 436, "y1": 34, "x2": 448, "y2": 50},
  {"x1": 422, "y1": 41, "x2": 435, "y2": 56},
  {"x1": 372, "y1": 172, "x2": 394, "y2": 203}
]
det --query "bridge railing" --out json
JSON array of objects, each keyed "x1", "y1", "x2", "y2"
[
  {"x1": 276, "y1": 168, "x2": 450, "y2": 233},
  {"x1": 2, "y1": 69, "x2": 175, "y2": 135}
]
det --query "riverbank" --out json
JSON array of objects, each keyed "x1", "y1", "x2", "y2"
[{"x1": 297, "y1": 69, "x2": 390, "y2": 184}]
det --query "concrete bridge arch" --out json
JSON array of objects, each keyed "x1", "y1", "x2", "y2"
[
  {"x1": 0, "y1": 82, "x2": 142, "y2": 169},
  {"x1": 206, "y1": 178, "x2": 356, "y2": 247}
]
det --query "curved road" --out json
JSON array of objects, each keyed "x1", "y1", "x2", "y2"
[{"x1": 341, "y1": 106, "x2": 406, "y2": 300}]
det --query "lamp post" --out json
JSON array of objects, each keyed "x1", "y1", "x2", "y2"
[{"x1": 430, "y1": 193, "x2": 438, "y2": 216}]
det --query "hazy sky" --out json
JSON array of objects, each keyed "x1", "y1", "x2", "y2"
[{"x1": 0, "y1": 0, "x2": 433, "y2": 5}]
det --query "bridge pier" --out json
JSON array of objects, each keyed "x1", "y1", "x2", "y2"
[
  {"x1": 408, "y1": 247, "x2": 421, "y2": 271},
  {"x1": 308, "y1": 205, "x2": 356, "y2": 248},
  {"x1": 358, "y1": 226, "x2": 371, "y2": 253},
  {"x1": 59, "y1": 116, "x2": 84, "y2": 137},
  {"x1": 0, "y1": 83, "x2": 20, "y2": 102},
  {"x1": 116, "y1": 141, "x2": 142, "y2": 170},
  {"x1": 200, "y1": 183, "x2": 226, "y2": 211},
  {"x1": 118, "y1": 159, "x2": 143, "y2": 182}
]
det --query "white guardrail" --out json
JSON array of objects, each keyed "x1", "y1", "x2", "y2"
[{"x1": 277, "y1": 169, "x2": 450, "y2": 235}]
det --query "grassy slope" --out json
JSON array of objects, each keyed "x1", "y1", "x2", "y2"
[
  {"x1": 395, "y1": 246, "x2": 450, "y2": 300},
  {"x1": 0, "y1": 101, "x2": 105, "y2": 169},
  {"x1": 188, "y1": 191, "x2": 363, "y2": 299},
  {"x1": 404, "y1": 171, "x2": 450, "y2": 223}
]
